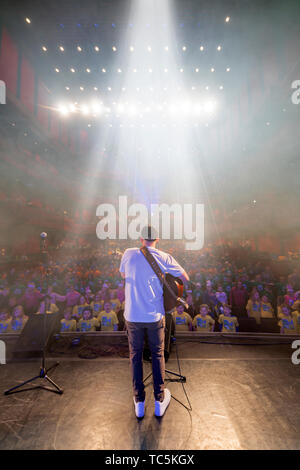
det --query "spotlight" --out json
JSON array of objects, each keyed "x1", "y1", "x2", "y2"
[
  {"x1": 94, "y1": 87, "x2": 98, "y2": 91},
  {"x1": 195, "y1": 68, "x2": 199, "y2": 72},
  {"x1": 179, "y1": 68, "x2": 184, "y2": 73},
  {"x1": 217, "y1": 45, "x2": 222, "y2": 51},
  {"x1": 226, "y1": 67, "x2": 231, "y2": 72},
  {"x1": 129, "y1": 46, "x2": 134, "y2": 52},
  {"x1": 182, "y1": 46, "x2": 187, "y2": 51},
  {"x1": 77, "y1": 46, "x2": 82, "y2": 52},
  {"x1": 70, "y1": 68, "x2": 75, "y2": 73},
  {"x1": 25, "y1": 17, "x2": 31, "y2": 24},
  {"x1": 80, "y1": 86, "x2": 84, "y2": 91},
  {"x1": 107, "y1": 87, "x2": 112, "y2": 91},
  {"x1": 164, "y1": 46, "x2": 169, "y2": 51},
  {"x1": 225, "y1": 16, "x2": 230, "y2": 23},
  {"x1": 117, "y1": 68, "x2": 122, "y2": 73},
  {"x1": 81, "y1": 104, "x2": 89, "y2": 115},
  {"x1": 55, "y1": 67, "x2": 60, "y2": 73},
  {"x1": 147, "y1": 46, "x2": 152, "y2": 52},
  {"x1": 211, "y1": 68, "x2": 215, "y2": 72},
  {"x1": 112, "y1": 46, "x2": 117, "y2": 51},
  {"x1": 102, "y1": 68, "x2": 106, "y2": 73},
  {"x1": 94, "y1": 46, "x2": 100, "y2": 51},
  {"x1": 86, "y1": 68, "x2": 91, "y2": 73},
  {"x1": 58, "y1": 104, "x2": 69, "y2": 116},
  {"x1": 69, "y1": 104, "x2": 76, "y2": 112},
  {"x1": 219, "y1": 85, "x2": 224, "y2": 90},
  {"x1": 164, "y1": 68, "x2": 168, "y2": 73},
  {"x1": 59, "y1": 46, "x2": 64, "y2": 52},
  {"x1": 91, "y1": 102, "x2": 101, "y2": 114},
  {"x1": 42, "y1": 46, "x2": 47, "y2": 52},
  {"x1": 148, "y1": 68, "x2": 153, "y2": 73},
  {"x1": 133, "y1": 68, "x2": 137, "y2": 73},
  {"x1": 200, "y1": 45, "x2": 204, "y2": 51},
  {"x1": 65, "y1": 86, "x2": 70, "y2": 90},
  {"x1": 204, "y1": 101, "x2": 216, "y2": 113}
]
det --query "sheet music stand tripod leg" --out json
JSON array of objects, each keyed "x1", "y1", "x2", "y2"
[{"x1": 4, "y1": 233, "x2": 63, "y2": 396}]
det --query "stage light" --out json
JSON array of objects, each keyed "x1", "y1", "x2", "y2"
[
  {"x1": 211, "y1": 67, "x2": 215, "y2": 72},
  {"x1": 179, "y1": 68, "x2": 184, "y2": 72},
  {"x1": 55, "y1": 67, "x2": 60, "y2": 73},
  {"x1": 69, "y1": 104, "x2": 76, "y2": 112},
  {"x1": 70, "y1": 68, "x2": 75, "y2": 73},
  {"x1": 164, "y1": 68, "x2": 168, "y2": 73},
  {"x1": 195, "y1": 68, "x2": 199, "y2": 72},
  {"x1": 112, "y1": 46, "x2": 117, "y2": 51},
  {"x1": 80, "y1": 86, "x2": 84, "y2": 91},
  {"x1": 108, "y1": 87, "x2": 112, "y2": 91},
  {"x1": 86, "y1": 68, "x2": 91, "y2": 73},
  {"x1": 65, "y1": 86, "x2": 70, "y2": 91},
  {"x1": 148, "y1": 68, "x2": 153, "y2": 73},
  {"x1": 59, "y1": 46, "x2": 64, "y2": 52},
  {"x1": 122, "y1": 87, "x2": 126, "y2": 91},
  {"x1": 102, "y1": 68, "x2": 106, "y2": 73},
  {"x1": 164, "y1": 46, "x2": 169, "y2": 51},
  {"x1": 58, "y1": 104, "x2": 69, "y2": 116},
  {"x1": 133, "y1": 68, "x2": 137, "y2": 73},
  {"x1": 219, "y1": 85, "x2": 224, "y2": 90},
  {"x1": 77, "y1": 46, "x2": 82, "y2": 52},
  {"x1": 81, "y1": 104, "x2": 89, "y2": 115},
  {"x1": 25, "y1": 17, "x2": 31, "y2": 24},
  {"x1": 94, "y1": 46, "x2": 100, "y2": 51},
  {"x1": 200, "y1": 45, "x2": 204, "y2": 51},
  {"x1": 217, "y1": 45, "x2": 222, "y2": 51},
  {"x1": 204, "y1": 101, "x2": 216, "y2": 113},
  {"x1": 42, "y1": 46, "x2": 47, "y2": 52},
  {"x1": 266, "y1": 121, "x2": 270, "y2": 126},
  {"x1": 205, "y1": 86, "x2": 209, "y2": 90},
  {"x1": 226, "y1": 67, "x2": 231, "y2": 72},
  {"x1": 88, "y1": 124, "x2": 92, "y2": 128},
  {"x1": 182, "y1": 46, "x2": 187, "y2": 51},
  {"x1": 193, "y1": 104, "x2": 202, "y2": 115},
  {"x1": 128, "y1": 105, "x2": 137, "y2": 116},
  {"x1": 130, "y1": 46, "x2": 134, "y2": 52},
  {"x1": 147, "y1": 46, "x2": 152, "y2": 52},
  {"x1": 117, "y1": 68, "x2": 122, "y2": 73},
  {"x1": 117, "y1": 104, "x2": 124, "y2": 113},
  {"x1": 91, "y1": 101, "x2": 101, "y2": 114},
  {"x1": 94, "y1": 87, "x2": 98, "y2": 91},
  {"x1": 225, "y1": 16, "x2": 230, "y2": 23}
]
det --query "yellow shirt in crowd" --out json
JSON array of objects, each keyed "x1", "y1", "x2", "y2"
[
  {"x1": 97, "y1": 310, "x2": 119, "y2": 331},
  {"x1": 246, "y1": 300, "x2": 261, "y2": 324},
  {"x1": 192, "y1": 314, "x2": 215, "y2": 331},
  {"x1": 172, "y1": 311, "x2": 193, "y2": 331},
  {"x1": 77, "y1": 317, "x2": 99, "y2": 332},
  {"x1": 60, "y1": 318, "x2": 77, "y2": 332},
  {"x1": 260, "y1": 302, "x2": 274, "y2": 319},
  {"x1": 278, "y1": 315, "x2": 297, "y2": 334},
  {"x1": 219, "y1": 314, "x2": 239, "y2": 333}
]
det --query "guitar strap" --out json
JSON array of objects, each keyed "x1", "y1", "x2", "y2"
[{"x1": 139, "y1": 246, "x2": 182, "y2": 304}]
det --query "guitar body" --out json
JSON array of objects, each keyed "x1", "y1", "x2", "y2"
[{"x1": 163, "y1": 273, "x2": 184, "y2": 313}]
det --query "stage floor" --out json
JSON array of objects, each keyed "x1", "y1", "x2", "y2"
[{"x1": 0, "y1": 341, "x2": 299, "y2": 450}]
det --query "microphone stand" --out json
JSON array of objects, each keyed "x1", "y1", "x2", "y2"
[{"x1": 4, "y1": 233, "x2": 63, "y2": 395}]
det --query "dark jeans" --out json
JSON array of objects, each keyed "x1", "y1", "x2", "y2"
[{"x1": 126, "y1": 318, "x2": 165, "y2": 402}]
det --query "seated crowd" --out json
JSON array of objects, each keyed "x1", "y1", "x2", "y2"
[{"x1": 0, "y1": 243, "x2": 300, "y2": 336}]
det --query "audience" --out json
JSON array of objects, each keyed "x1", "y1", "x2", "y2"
[{"x1": 0, "y1": 241, "x2": 299, "y2": 337}]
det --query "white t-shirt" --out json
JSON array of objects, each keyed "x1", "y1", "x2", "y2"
[{"x1": 119, "y1": 246, "x2": 185, "y2": 323}]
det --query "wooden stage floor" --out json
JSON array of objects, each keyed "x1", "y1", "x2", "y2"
[{"x1": 0, "y1": 340, "x2": 299, "y2": 450}]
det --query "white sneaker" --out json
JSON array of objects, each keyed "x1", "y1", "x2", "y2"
[
  {"x1": 154, "y1": 388, "x2": 171, "y2": 417},
  {"x1": 133, "y1": 398, "x2": 145, "y2": 418}
]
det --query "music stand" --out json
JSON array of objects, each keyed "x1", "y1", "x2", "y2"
[{"x1": 4, "y1": 233, "x2": 63, "y2": 396}]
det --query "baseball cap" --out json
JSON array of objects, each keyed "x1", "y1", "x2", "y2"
[{"x1": 141, "y1": 225, "x2": 158, "y2": 241}]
